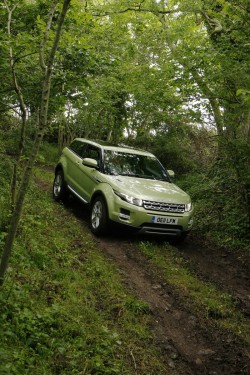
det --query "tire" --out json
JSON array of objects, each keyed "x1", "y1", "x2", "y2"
[
  {"x1": 53, "y1": 170, "x2": 68, "y2": 202},
  {"x1": 90, "y1": 196, "x2": 109, "y2": 235}
]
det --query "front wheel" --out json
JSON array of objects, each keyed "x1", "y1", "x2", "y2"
[
  {"x1": 90, "y1": 196, "x2": 109, "y2": 235},
  {"x1": 53, "y1": 170, "x2": 68, "y2": 202}
]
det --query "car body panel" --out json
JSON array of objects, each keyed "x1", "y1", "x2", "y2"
[
  {"x1": 104, "y1": 175, "x2": 189, "y2": 203},
  {"x1": 54, "y1": 138, "x2": 194, "y2": 237}
]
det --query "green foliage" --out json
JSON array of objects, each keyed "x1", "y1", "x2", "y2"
[
  {"x1": 179, "y1": 166, "x2": 250, "y2": 251},
  {"x1": 125, "y1": 297, "x2": 150, "y2": 315},
  {"x1": 0, "y1": 156, "x2": 12, "y2": 232},
  {"x1": 0, "y1": 160, "x2": 168, "y2": 375},
  {"x1": 38, "y1": 141, "x2": 61, "y2": 165},
  {"x1": 0, "y1": 1, "x2": 249, "y2": 369}
]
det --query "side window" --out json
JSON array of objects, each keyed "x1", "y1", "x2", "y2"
[
  {"x1": 69, "y1": 141, "x2": 100, "y2": 166},
  {"x1": 84, "y1": 146, "x2": 100, "y2": 163},
  {"x1": 69, "y1": 140, "x2": 86, "y2": 157}
]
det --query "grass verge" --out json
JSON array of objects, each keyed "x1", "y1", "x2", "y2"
[{"x1": 0, "y1": 163, "x2": 174, "y2": 375}]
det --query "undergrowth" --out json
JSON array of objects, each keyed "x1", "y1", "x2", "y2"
[
  {"x1": 1, "y1": 139, "x2": 249, "y2": 374},
  {"x1": 0, "y1": 161, "x2": 172, "y2": 375},
  {"x1": 177, "y1": 171, "x2": 250, "y2": 252}
]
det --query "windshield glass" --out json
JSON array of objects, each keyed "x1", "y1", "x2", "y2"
[{"x1": 103, "y1": 150, "x2": 170, "y2": 181}]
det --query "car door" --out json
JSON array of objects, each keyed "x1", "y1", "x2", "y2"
[
  {"x1": 69, "y1": 142, "x2": 100, "y2": 202},
  {"x1": 65, "y1": 140, "x2": 85, "y2": 192}
]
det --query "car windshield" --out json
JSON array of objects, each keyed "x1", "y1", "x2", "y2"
[{"x1": 103, "y1": 150, "x2": 170, "y2": 181}]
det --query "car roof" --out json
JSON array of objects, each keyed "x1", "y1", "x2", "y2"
[{"x1": 73, "y1": 138, "x2": 154, "y2": 156}]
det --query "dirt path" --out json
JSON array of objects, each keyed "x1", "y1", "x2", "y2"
[
  {"x1": 93, "y1": 231, "x2": 250, "y2": 375},
  {"x1": 178, "y1": 236, "x2": 250, "y2": 317},
  {"x1": 35, "y1": 171, "x2": 250, "y2": 374}
]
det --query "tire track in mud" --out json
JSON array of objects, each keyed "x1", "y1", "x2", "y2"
[{"x1": 95, "y1": 235, "x2": 250, "y2": 375}]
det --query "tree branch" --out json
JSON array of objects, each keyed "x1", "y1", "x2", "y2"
[
  {"x1": 0, "y1": 102, "x2": 21, "y2": 115},
  {"x1": 201, "y1": 11, "x2": 223, "y2": 35},
  {"x1": 90, "y1": 7, "x2": 172, "y2": 17},
  {"x1": 13, "y1": 51, "x2": 39, "y2": 65}
]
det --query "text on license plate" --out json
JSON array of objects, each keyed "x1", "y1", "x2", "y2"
[{"x1": 152, "y1": 216, "x2": 178, "y2": 225}]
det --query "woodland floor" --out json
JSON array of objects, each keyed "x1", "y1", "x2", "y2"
[
  {"x1": 37, "y1": 169, "x2": 250, "y2": 375},
  {"x1": 63, "y1": 198, "x2": 250, "y2": 375}
]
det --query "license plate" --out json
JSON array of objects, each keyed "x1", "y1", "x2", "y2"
[{"x1": 152, "y1": 216, "x2": 178, "y2": 225}]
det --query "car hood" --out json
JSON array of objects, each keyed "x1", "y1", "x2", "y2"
[{"x1": 104, "y1": 175, "x2": 190, "y2": 203}]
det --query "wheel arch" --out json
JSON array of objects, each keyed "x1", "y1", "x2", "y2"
[
  {"x1": 91, "y1": 191, "x2": 108, "y2": 207},
  {"x1": 53, "y1": 164, "x2": 69, "y2": 202},
  {"x1": 55, "y1": 163, "x2": 63, "y2": 174},
  {"x1": 90, "y1": 184, "x2": 116, "y2": 220},
  {"x1": 92, "y1": 189, "x2": 113, "y2": 218},
  {"x1": 90, "y1": 192, "x2": 110, "y2": 235}
]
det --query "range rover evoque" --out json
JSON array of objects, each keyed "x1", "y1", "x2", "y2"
[{"x1": 53, "y1": 138, "x2": 194, "y2": 239}]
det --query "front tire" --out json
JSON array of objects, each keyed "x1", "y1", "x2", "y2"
[
  {"x1": 90, "y1": 196, "x2": 109, "y2": 235},
  {"x1": 53, "y1": 170, "x2": 68, "y2": 202}
]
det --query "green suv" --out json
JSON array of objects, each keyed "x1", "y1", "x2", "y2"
[{"x1": 53, "y1": 138, "x2": 194, "y2": 239}]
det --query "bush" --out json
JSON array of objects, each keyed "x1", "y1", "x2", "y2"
[{"x1": 179, "y1": 167, "x2": 250, "y2": 251}]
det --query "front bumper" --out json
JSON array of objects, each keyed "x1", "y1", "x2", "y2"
[{"x1": 109, "y1": 195, "x2": 194, "y2": 236}]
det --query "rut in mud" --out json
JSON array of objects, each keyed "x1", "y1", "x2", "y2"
[{"x1": 94, "y1": 232, "x2": 250, "y2": 375}]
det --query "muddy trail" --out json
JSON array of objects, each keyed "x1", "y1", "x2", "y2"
[
  {"x1": 63, "y1": 194, "x2": 250, "y2": 375},
  {"x1": 35, "y1": 171, "x2": 250, "y2": 374}
]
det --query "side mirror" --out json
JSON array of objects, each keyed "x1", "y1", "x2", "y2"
[
  {"x1": 167, "y1": 169, "x2": 175, "y2": 178},
  {"x1": 82, "y1": 158, "x2": 98, "y2": 169}
]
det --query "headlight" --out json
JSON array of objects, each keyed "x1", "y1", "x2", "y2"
[
  {"x1": 114, "y1": 191, "x2": 143, "y2": 207},
  {"x1": 185, "y1": 203, "x2": 192, "y2": 212}
]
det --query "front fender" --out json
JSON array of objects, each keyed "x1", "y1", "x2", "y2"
[{"x1": 90, "y1": 183, "x2": 116, "y2": 218}]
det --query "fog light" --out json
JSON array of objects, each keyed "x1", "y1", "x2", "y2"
[
  {"x1": 188, "y1": 218, "x2": 194, "y2": 228},
  {"x1": 119, "y1": 208, "x2": 130, "y2": 220}
]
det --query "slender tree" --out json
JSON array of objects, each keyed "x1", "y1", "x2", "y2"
[
  {"x1": 3, "y1": 0, "x2": 28, "y2": 209},
  {"x1": 0, "y1": 0, "x2": 71, "y2": 287}
]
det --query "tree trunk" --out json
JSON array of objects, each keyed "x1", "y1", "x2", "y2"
[
  {"x1": 4, "y1": 0, "x2": 28, "y2": 209},
  {"x1": 0, "y1": 0, "x2": 71, "y2": 287}
]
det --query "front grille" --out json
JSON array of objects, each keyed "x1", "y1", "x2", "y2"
[{"x1": 143, "y1": 200, "x2": 185, "y2": 213}]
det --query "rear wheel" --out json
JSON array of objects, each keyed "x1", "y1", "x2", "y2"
[
  {"x1": 90, "y1": 196, "x2": 109, "y2": 235},
  {"x1": 53, "y1": 170, "x2": 68, "y2": 202}
]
